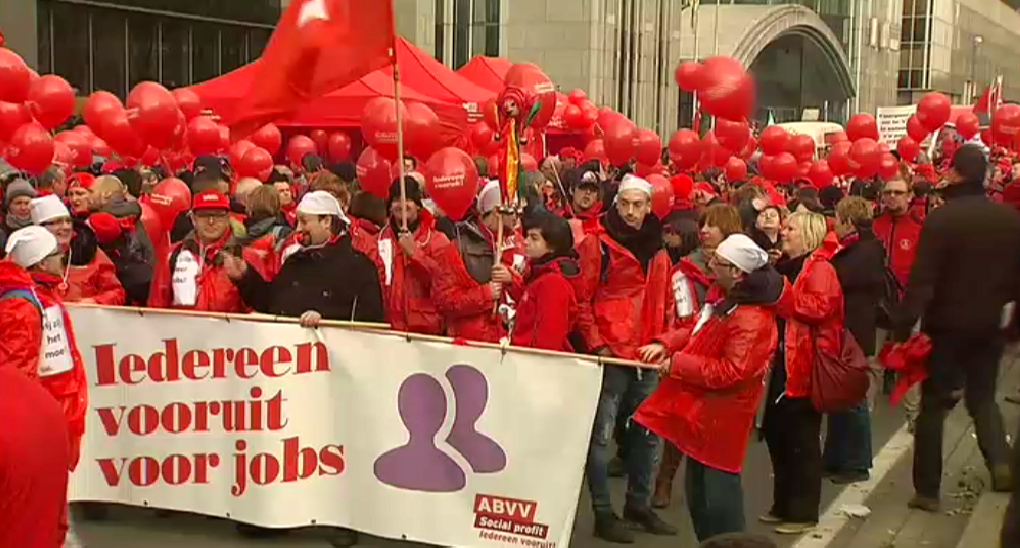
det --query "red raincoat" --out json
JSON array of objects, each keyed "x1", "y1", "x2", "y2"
[
  {"x1": 873, "y1": 211, "x2": 923, "y2": 290},
  {"x1": 509, "y1": 255, "x2": 581, "y2": 351},
  {"x1": 378, "y1": 210, "x2": 451, "y2": 334},
  {"x1": 148, "y1": 232, "x2": 259, "y2": 312},
  {"x1": 777, "y1": 245, "x2": 844, "y2": 398},
  {"x1": 657, "y1": 258, "x2": 712, "y2": 351},
  {"x1": 568, "y1": 203, "x2": 603, "y2": 246},
  {"x1": 350, "y1": 216, "x2": 386, "y2": 288},
  {"x1": 60, "y1": 248, "x2": 126, "y2": 305}
]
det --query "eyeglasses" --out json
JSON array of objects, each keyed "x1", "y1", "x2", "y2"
[{"x1": 882, "y1": 190, "x2": 908, "y2": 196}]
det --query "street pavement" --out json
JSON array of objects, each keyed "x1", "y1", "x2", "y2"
[{"x1": 72, "y1": 396, "x2": 910, "y2": 547}]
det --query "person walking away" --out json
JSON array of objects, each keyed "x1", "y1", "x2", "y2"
[
  {"x1": 0, "y1": 179, "x2": 36, "y2": 255},
  {"x1": 31, "y1": 195, "x2": 125, "y2": 305},
  {"x1": 0, "y1": 366, "x2": 73, "y2": 548},
  {"x1": 509, "y1": 211, "x2": 580, "y2": 351},
  {"x1": 762, "y1": 211, "x2": 844, "y2": 535},
  {"x1": 224, "y1": 190, "x2": 384, "y2": 326},
  {"x1": 575, "y1": 175, "x2": 678, "y2": 542},
  {"x1": 377, "y1": 178, "x2": 451, "y2": 335},
  {"x1": 637, "y1": 234, "x2": 785, "y2": 541},
  {"x1": 148, "y1": 190, "x2": 261, "y2": 312},
  {"x1": 823, "y1": 196, "x2": 885, "y2": 484},
  {"x1": 893, "y1": 144, "x2": 1019, "y2": 512}
]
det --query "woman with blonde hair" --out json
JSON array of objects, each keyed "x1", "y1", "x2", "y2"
[{"x1": 761, "y1": 210, "x2": 845, "y2": 535}]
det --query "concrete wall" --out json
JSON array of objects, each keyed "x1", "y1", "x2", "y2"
[{"x1": 0, "y1": 0, "x2": 38, "y2": 69}]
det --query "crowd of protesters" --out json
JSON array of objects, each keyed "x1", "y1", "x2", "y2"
[{"x1": 2, "y1": 125, "x2": 1020, "y2": 548}]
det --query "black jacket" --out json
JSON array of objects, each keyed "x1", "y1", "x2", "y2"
[
  {"x1": 234, "y1": 236, "x2": 385, "y2": 323},
  {"x1": 895, "y1": 183, "x2": 1020, "y2": 340},
  {"x1": 831, "y1": 230, "x2": 886, "y2": 355}
]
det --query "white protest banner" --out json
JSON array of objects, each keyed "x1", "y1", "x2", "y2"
[
  {"x1": 67, "y1": 307, "x2": 602, "y2": 548},
  {"x1": 876, "y1": 105, "x2": 917, "y2": 143}
]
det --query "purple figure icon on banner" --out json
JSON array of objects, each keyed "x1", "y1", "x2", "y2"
[
  {"x1": 373, "y1": 373, "x2": 467, "y2": 492},
  {"x1": 445, "y1": 364, "x2": 507, "y2": 474}
]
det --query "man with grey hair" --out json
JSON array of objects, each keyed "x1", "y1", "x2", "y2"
[{"x1": 37, "y1": 166, "x2": 67, "y2": 199}]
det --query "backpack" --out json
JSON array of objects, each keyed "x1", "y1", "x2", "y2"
[
  {"x1": 0, "y1": 288, "x2": 45, "y2": 328},
  {"x1": 810, "y1": 327, "x2": 871, "y2": 413},
  {"x1": 876, "y1": 265, "x2": 903, "y2": 329}
]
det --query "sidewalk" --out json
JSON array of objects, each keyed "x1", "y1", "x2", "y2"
[{"x1": 803, "y1": 349, "x2": 1019, "y2": 548}]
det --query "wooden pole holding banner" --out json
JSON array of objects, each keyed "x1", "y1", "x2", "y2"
[{"x1": 389, "y1": 36, "x2": 408, "y2": 231}]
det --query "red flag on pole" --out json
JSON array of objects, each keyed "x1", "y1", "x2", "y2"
[{"x1": 227, "y1": 0, "x2": 396, "y2": 139}]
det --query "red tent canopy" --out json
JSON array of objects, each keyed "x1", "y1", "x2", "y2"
[
  {"x1": 386, "y1": 38, "x2": 492, "y2": 115},
  {"x1": 457, "y1": 56, "x2": 513, "y2": 93}
]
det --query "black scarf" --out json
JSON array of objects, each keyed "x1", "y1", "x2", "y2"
[
  {"x1": 776, "y1": 253, "x2": 808, "y2": 283},
  {"x1": 603, "y1": 207, "x2": 663, "y2": 272}
]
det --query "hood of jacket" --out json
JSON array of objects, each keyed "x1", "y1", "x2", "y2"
[
  {"x1": 0, "y1": 260, "x2": 35, "y2": 293},
  {"x1": 528, "y1": 251, "x2": 581, "y2": 282},
  {"x1": 69, "y1": 218, "x2": 99, "y2": 266},
  {"x1": 715, "y1": 265, "x2": 786, "y2": 316},
  {"x1": 102, "y1": 195, "x2": 142, "y2": 220}
]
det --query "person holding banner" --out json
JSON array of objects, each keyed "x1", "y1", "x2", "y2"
[
  {"x1": 574, "y1": 174, "x2": 678, "y2": 543},
  {"x1": 223, "y1": 190, "x2": 385, "y2": 326}
]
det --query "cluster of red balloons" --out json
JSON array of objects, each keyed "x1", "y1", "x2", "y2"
[
  {"x1": 675, "y1": 57, "x2": 755, "y2": 122},
  {"x1": 561, "y1": 89, "x2": 601, "y2": 132},
  {"x1": 356, "y1": 97, "x2": 443, "y2": 197}
]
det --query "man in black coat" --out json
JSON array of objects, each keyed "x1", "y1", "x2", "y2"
[
  {"x1": 224, "y1": 190, "x2": 384, "y2": 326},
  {"x1": 894, "y1": 144, "x2": 1020, "y2": 512},
  {"x1": 823, "y1": 195, "x2": 887, "y2": 485}
]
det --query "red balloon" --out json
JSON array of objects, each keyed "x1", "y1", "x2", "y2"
[
  {"x1": 581, "y1": 102, "x2": 599, "y2": 128},
  {"x1": 724, "y1": 157, "x2": 748, "y2": 182},
  {"x1": 27, "y1": 75, "x2": 75, "y2": 130},
  {"x1": 771, "y1": 152, "x2": 798, "y2": 183},
  {"x1": 127, "y1": 82, "x2": 181, "y2": 150},
  {"x1": 980, "y1": 128, "x2": 994, "y2": 146},
  {"x1": 54, "y1": 131, "x2": 92, "y2": 168},
  {"x1": 567, "y1": 89, "x2": 588, "y2": 106},
  {"x1": 405, "y1": 102, "x2": 442, "y2": 159},
  {"x1": 827, "y1": 141, "x2": 853, "y2": 176},
  {"x1": 563, "y1": 104, "x2": 587, "y2": 130},
  {"x1": 326, "y1": 131, "x2": 352, "y2": 162},
  {"x1": 829, "y1": 132, "x2": 849, "y2": 143},
  {"x1": 701, "y1": 132, "x2": 731, "y2": 167},
  {"x1": 808, "y1": 160, "x2": 834, "y2": 189},
  {"x1": 102, "y1": 110, "x2": 146, "y2": 158},
  {"x1": 675, "y1": 62, "x2": 705, "y2": 92},
  {"x1": 916, "y1": 92, "x2": 952, "y2": 132},
  {"x1": 72, "y1": 124, "x2": 94, "y2": 136},
  {"x1": 468, "y1": 122, "x2": 495, "y2": 153},
  {"x1": 519, "y1": 152, "x2": 539, "y2": 173},
  {"x1": 423, "y1": 147, "x2": 479, "y2": 221},
  {"x1": 286, "y1": 135, "x2": 317, "y2": 166},
  {"x1": 139, "y1": 146, "x2": 162, "y2": 167},
  {"x1": 83, "y1": 91, "x2": 125, "y2": 137},
  {"x1": 148, "y1": 178, "x2": 192, "y2": 230},
  {"x1": 739, "y1": 136, "x2": 757, "y2": 160},
  {"x1": 584, "y1": 139, "x2": 607, "y2": 164},
  {"x1": 228, "y1": 140, "x2": 255, "y2": 170},
  {"x1": 237, "y1": 147, "x2": 274, "y2": 182},
  {"x1": 52, "y1": 141, "x2": 74, "y2": 169},
  {"x1": 0, "y1": 48, "x2": 31, "y2": 104},
  {"x1": 697, "y1": 57, "x2": 754, "y2": 122},
  {"x1": 955, "y1": 112, "x2": 980, "y2": 141},
  {"x1": 356, "y1": 147, "x2": 395, "y2": 198},
  {"x1": 896, "y1": 136, "x2": 921, "y2": 163},
  {"x1": 788, "y1": 134, "x2": 816, "y2": 163},
  {"x1": 715, "y1": 118, "x2": 750, "y2": 153},
  {"x1": 0, "y1": 101, "x2": 32, "y2": 142},
  {"x1": 361, "y1": 97, "x2": 405, "y2": 161},
  {"x1": 647, "y1": 174, "x2": 675, "y2": 219},
  {"x1": 171, "y1": 88, "x2": 203, "y2": 121},
  {"x1": 759, "y1": 155, "x2": 777, "y2": 181},
  {"x1": 309, "y1": 129, "x2": 329, "y2": 155},
  {"x1": 185, "y1": 116, "x2": 221, "y2": 156},
  {"x1": 848, "y1": 138, "x2": 881, "y2": 178},
  {"x1": 603, "y1": 119, "x2": 637, "y2": 166},
  {"x1": 906, "y1": 115, "x2": 929, "y2": 142},
  {"x1": 504, "y1": 64, "x2": 557, "y2": 130},
  {"x1": 482, "y1": 97, "x2": 499, "y2": 130},
  {"x1": 668, "y1": 129, "x2": 702, "y2": 170},
  {"x1": 634, "y1": 161, "x2": 664, "y2": 178},
  {"x1": 846, "y1": 114, "x2": 880, "y2": 142},
  {"x1": 217, "y1": 125, "x2": 230, "y2": 152},
  {"x1": 91, "y1": 137, "x2": 112, "y2": 158},
  {"x1": 634, "y1": 128, "x2": 662, "y2": 165},
  {"x1": 878, "y1": 153, "x2": 900, "y2": 181},
  {"x1": 878, "y1": 142, "x2": 891, "y2": 154},
  {"x1": 250, "y1": 123, "x2": 283, "y2": 156},
  {"x1": 7, "y1": 122, "x2": 55, "y2": 174},
  {"x1": 760, "y1": 126, "x2": 790, "y2": 156},
  {"x1": 991, "y1": 104, "x2": 1020, "y2": 144}
]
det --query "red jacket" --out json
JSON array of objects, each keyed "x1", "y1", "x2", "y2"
[
  {"x1": 568, "y1": 203, "x2": 603, "y2": 246},
  {"x1": 576, "y1": 228, "x2": 673, "y2": 360},
  {"x1": 636, "y1": 282, "x2": 783, "y2": 473},
  {"x1": 350, "y1": 216, "x2": 386, "y2": 289},
  {"x1": 60, "y1": 248, "x2": 126, "y2": 305},
  {"x1": 657, "y1": 258, "x2": 712, "y2": 351},
  {"x1": 777, "y1": 246, "x2": 844, "y2": 398},
  {"x1": 378, "y1": 210, "x2": 451, "y2": 334},
  {"x1": 873, "y1": 210, "x2": 923, "y2": 290},
  {"x1": 510, "y1": 255, "x2": 581, "y2": 351},
  {"x1": 0, "y1": 367, "x2": 72, "y2": 548},
  {"x1": 148, "y1": 232, "x2": 256, "y2": 313}
]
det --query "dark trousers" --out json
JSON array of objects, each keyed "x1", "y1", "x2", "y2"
[
  {"x1": 913, "y1": 331, "x2": 1011, "y2": 498},
  {"x1": 684, "y1": 456, "x2": 745, "y2": 541},
  {"x1": 765, "y1": 396, "x2": 822, "y2": 523},
  {"x1": 823, "y1": 399, "x2": 873, "y2": 473}
]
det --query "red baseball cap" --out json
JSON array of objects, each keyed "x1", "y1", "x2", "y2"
[{"x1": 192, "y1": 190, "x2": 230, "y2": 212}]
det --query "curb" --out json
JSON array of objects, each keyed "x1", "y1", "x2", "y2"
[{"x1": 954, "y1": 491, "x2": 1009, "y2": 548}]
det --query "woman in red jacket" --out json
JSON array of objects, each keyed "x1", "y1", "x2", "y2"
[
  {"x1": 31, "y1": 194, "x2": 126, "y2": 305},
  {"x1": 509, "y1": 211, "x2": 580, "y2": 351},
  {"x1": 762, "y1": 211, "x2": 844, "y2": 535}
]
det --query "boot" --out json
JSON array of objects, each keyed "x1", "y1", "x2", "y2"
[
  {"x1": 992, "y1": 464, "x2": 1014, "y2": 493},
  {"x1": 651, "y1": 443, "x2": 683, "y2": 509}
]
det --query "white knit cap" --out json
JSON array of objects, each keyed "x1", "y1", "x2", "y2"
[
  {"x1": 4, "y1": 226, "x2": 59, "y2": 268},
  {"x1": 30, "y1": 194, "x2": 71, "y2": 225},
  {"x1": 296, "y1": 190, "x2": 349, "y2": 223},
  {"x1": 617, "y1": 174, "x2": 653, "y2": 198},
  {"x1": 477, "y1": 179, "x2": 501, "y2": 214},
  {"x1": 715, "y1": 233, "x2": 769, "y2": 274}
]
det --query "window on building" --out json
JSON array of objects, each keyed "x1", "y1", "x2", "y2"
[
  {"x1": 192, "y1": 23, "x2": 221, "y2": 84},
  {"x1": 49, "y1": 1, "x2": 91, "y2": 95},
  {"x1": 92, "y1": 8, "x2": 127, "y2": 96},
  {"x1": 247, "y1": 28, "x2": 272, "y2": 62},
  {"x1": 127, "y1": 13, "x2": 160, "y2": 88},
  {"x1": 475, "y1": 0, "x2": 500, "y2": 57},
  {"x1": 453, "y1": 0, "x2": 471, "y2": 69},
  {"x1": 160, "y1": 19, "x2": 191, "y2": 89},
  {"x1": 221, "y1": 26, "x2": 246, "y2": 73},
  {"x1": 37, "y1": 2, "x2": 52, "y2": 75},
  {"x1": 435, "y1": 0, "x2": 446, "y2": 64}
]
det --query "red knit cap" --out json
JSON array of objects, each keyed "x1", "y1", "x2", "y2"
[
  {"x1": 68, "y1": 172, "x2": 96, "y2": 190},
  {"x1": 88, "y1": 212, "x2": 123, "y2": 245}
]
